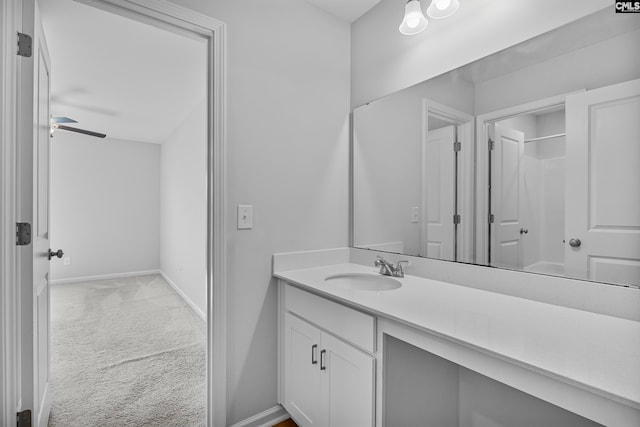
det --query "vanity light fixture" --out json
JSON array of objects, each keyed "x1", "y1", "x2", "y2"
[
  {"x1": 399, "y1": 0, "x2": 461, "y2": 36},
  {"x1": 426, "y1": 0, "x2": 460, "y2": 19},
  {"x1": 399, "y1": 0, "x2": 428, "y2": 35}
]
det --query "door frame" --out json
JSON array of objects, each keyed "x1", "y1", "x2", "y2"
[
  {"x1": 1, "y1": 0, "x2": 22, "y2": 424},
  {"x1": 475, "y1": 91, "x2": 581, "y2": 266},
  {"x1": 422, "y1": 99, "x2": 474, "y2": 262},
  {"x1": 0, "y1": 1, "x2": 228, "y2": 426}
]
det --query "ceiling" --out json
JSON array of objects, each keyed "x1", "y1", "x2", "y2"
[
  {"x1": 38, "y1": 0, "x2": 379, "y2": 144},
  {"x1": 39, "y1": 0, "x2": 206, "y2": 144},
  {"x1": 454, "y1": 7, "x2": 639, "y2": 85},
  {"x1": 304, "y1": 0, "x2": 382, "y2": 22}
]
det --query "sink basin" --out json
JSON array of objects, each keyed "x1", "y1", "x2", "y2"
[{"x1": 324, "y1": 273, "x2": 402, "y2": 291}]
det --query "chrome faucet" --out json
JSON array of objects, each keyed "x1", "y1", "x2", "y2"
[{"x1": 374, "y1": 256, "x2": 409, "y2": 278}]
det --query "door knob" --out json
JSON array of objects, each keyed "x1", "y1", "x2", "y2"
[
  {"x1": 48, "y1": 248, "x2": 64, "y2": 260},
  {"x1": 520, "y1": 228, "x2": 529, "y2": 234},
  {"x1": 568, "y1": 238, "x2": 581, "y2": 248}
]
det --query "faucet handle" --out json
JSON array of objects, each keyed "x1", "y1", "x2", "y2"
[
  {"x1": 396, "y1": 260, "x2": 409, "y2": 275},
  {"x1": 374, "y1": 256, "x2": 386, "y2": 266}
]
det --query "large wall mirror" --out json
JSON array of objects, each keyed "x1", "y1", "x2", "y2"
[{"x1": 352, "y1": 8, "x2": 640, "y2": 288}]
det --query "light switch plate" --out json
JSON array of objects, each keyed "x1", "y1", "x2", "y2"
[{"x1": 237, "y1": 205, "x2": 253, "y2": 229}]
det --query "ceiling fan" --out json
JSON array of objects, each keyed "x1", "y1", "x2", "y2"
[{"x1": 51, "y1": 116, "x2": 106, "y2": 138}]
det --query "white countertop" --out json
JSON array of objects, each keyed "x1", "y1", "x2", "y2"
[{"x1": 275, "y1": 262, "x2": 640, "y2": 410}]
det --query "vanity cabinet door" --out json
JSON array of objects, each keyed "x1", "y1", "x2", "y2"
[
  {"x1": 321, "y1": 332, "x2": 375, "y2": 427},
  {"x1": 283, "y1": 313, "x2": 322, "y2": 427},
  {"x1": 281, "y1": 284, "x2": 376, "y2": 426}
]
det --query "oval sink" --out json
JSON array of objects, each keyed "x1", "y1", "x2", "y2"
[{"x1": 324, "y1": 273, "x2": 402, "y2": 291}]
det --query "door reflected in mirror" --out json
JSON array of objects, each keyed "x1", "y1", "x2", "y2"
[
  {"x1": 352, "y1": 8, "x2": 640, "y2": 288},
  {"x1": 489, "y1": 107, "x2": 566, "y2": 273}
]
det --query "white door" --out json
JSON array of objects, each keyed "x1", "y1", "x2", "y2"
[
  {"x1": 490, "y1": 123, "x2": 525, "y2": 269},
  {"x1": 283, "y1": 313, "x2": 321, "y2": 427},
  {"x1": 18, "y1": 1, "x2": 53, "y2": 425},
  {"x1": 565, "y1": 79, "x2": 640, "y2": 285},
  {"x1": 321, "y1": 332, "x2": 374, "y2": 427},
  {"x1": 424, "y1": 125, "x2": 456, "y2": 260}
]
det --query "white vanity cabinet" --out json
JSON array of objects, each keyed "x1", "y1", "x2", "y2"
[
  {"x1": 280, "y1": 282, "x2": 375, "y2": 427},
  {"x1": 274, "y1": 255, "x2": 640, "y2": 427}
]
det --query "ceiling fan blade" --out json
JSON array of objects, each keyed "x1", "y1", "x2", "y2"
[
  {"x1": 56, "y1": 124, "x2": 106, "y2": 138},
  {"x1": 51, "y1": 116, "x2": 78, "y2": 124}
]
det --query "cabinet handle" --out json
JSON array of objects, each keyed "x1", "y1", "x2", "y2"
[
  {"x1": 311, "y1": 344, "x2": 318, "y2": 365},
  {"x1": 320, "y1": 349, "x2": 326, "y2": 371}
]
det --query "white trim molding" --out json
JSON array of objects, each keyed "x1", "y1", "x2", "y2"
[
  {"x1": 1, "y1": 0, "x2": 20, "y2": 423},
  {"x1": 4, "y1": 0, "x2": 227, "y2": 425},
  {"x1": 228, "y1": 405, "x2": 290, "y2": 427},
  {"x1": 50, "y1": 270, "x2": 207, "y2": 322},
  {"x1": 50, "y1": 270, "x2": 161, "y2": 286},
  {"x1": 160, "y1": 271, "x2": 206, "y2": 322}
]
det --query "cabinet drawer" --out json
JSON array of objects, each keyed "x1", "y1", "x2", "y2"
[{"x1": 284, "y1": 284, "x2": 375, "y2": 353}]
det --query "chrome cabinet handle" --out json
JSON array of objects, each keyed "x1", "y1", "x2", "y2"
[
  {"x1": 311, "y1": 344, "x2": 318, "y2": 365},
  {"x1": 520, "y1": 228, "x2": 528, "y2": 234},
  {"x1": 320, "y1": 349, "x2": 326, "y2": 371},
  {"x1": 569, "y1": 238, "x2": 581, "y2": 248}
]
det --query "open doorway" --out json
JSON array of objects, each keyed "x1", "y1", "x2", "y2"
[
  {"x1": 488, "y1": 106, "x2": 566, "y2": 273},
  {"x1": 39, "y1": 0, "x2": 208, "y2": 424},
  {"x1": 3, "y1": 0, "x2": 226, "y2": 425}
]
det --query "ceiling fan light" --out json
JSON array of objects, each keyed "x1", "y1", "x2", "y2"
[
  {"x1": 427, "y1": 0, "x2": 460, "y2": 19},
  {"x1": 399, "y1": 0, "x2": 428, "y2": 35}
]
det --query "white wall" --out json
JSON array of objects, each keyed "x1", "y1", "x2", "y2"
[
  {"x1": 50, "y1": 132, "x2": 160, "y2": 281},
  {"x1": 164, "y1": 0, "x2": 351, "y2": 422},
  {"x1": 351, "y1": 0, "x2": 611, "y2": 107},
  {"x1": 160, "y1": 99, "x2": 207, "y2": 319},
  {"x1": 353, "y1": 91, "x2": 423, "y2": 256},
  {"x1": 474, "y1": 28, "x2": 640, "y2": 115}
]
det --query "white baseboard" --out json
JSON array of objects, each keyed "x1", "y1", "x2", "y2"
[
  {"x1": 160, "y1": 271, "x2": 206, "y2": 321},
  {"x1": 229, "y1": 405, "x2": 289, "y2": 427},
  {"x1": 50, "y1": 270, "x2": 160, "y2": 286}
]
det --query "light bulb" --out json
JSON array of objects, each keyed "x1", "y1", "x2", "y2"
[
  {"x1": 399, "y1": 0, "x2": 428, "y2": 35},
  {"x1": 406, "y1": 16, "x2": 420, "y2": 28},
  {"x1": 427, "y1": 0, "x2": 459, "y2": 19}
]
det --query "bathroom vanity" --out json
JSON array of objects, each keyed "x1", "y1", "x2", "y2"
[
  {"x1": 272, "y1": 7, "x2": 640, "y2": 427},
  {"x1": 274, "y1": 249, "x2": 640, "y2": 427}
]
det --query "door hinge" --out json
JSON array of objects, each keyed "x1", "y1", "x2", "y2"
[
  {"x1": 17, "y1": 410, "x2": 32, "y2": 427},
  {"x1": 453, "y1": 214, "x2": 461, "y2": 225},
  {"x1": 17, "y1": 32, "x2": 32, "y2": 58},
  {"x1": 16, "y1": 222, "x2": 31, "y2": 246},
  {"x1": 489, "y1": 214, "x2": 495, "y2": 224},
  {"x1": 488, "y1": 138, "x2": 495, "y2": 151},
  {"x1": 453, "y1": 141, "x2": 461, "y2": 152}
]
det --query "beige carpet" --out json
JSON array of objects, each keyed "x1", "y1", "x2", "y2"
[{"x1": 48, "y1": 274, "x2": 206, "y2": 426}]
